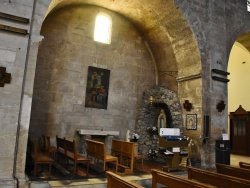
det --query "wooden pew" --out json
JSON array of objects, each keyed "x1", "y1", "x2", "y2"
[
  {"x1": 55, "y1": 136, "x2": 90, "y2": 176},
  {"x1": 216, "y1": 163, "x2": 250, "y2": 180},
  {"x1": 111, "y1": 139, "x2": 135, "y2": 173},
  {"x1": 86, "y1": 139, "x2": 118, "y2": 172},
  {"x1": 43, "y1": 135, "x2": 57, "y2": 159},
  {"x1": 106, "y1": 171, "x2": 144, "y2": 188},
  {"x1": 28, "y1": 139, "x2": 54, "y2": 177},
  {"x1": 239, "y1": 161, "x2": 250, "y2": 170},
  {"x1": 64, "y1": 139, "x2": 90, "y2": 176},
  {"x1": 56, "y1": 136, "x2": 66, "y2": 164},
  {"x1": 187, "y1": 166, "x2": 250, "y2": 188},
  {"x1": 151, "y1": 169, "x2": 214, "y2": 188}
]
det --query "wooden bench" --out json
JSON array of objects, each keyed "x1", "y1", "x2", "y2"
[
  {"x1": 216, "y1": 163, "x2": 250, "y2": 180},
  {"x1": 111, "y1": 139, "x2": 135, "y2": 173},
  {"x1": 55, "y1": 136, "x2": 90, "y2": 176},
  {"x1": 28, "y1": 139, "x2": 54, "y2": 177},
  {"x1": 56, "y1": 136, "x2": 66, "y2": 164},
  {"x1": 134, "y1": 154, "x2": 144, "y2": 172},
  {"x1": 106, "y1": 171, "x2": 144, "y2": 188},
  {"x1": 64, "y1": 139, "x2": 90, "y2": 175},
  {"x1": 43, "y1": 135, "x2": 57, "y2": 159},
  {"x1": 111, "y1": 139, "x2": 144, "y2": 173},
  {"x1": 151, "y1": 169, "x2": 214, "y2": 188},
  {"x1": 239, "y1": 161, "x2": 250, "y2": 170},
  {"x1": 187, "y1": 166, "x2": 250, "y2": 188},
  {"x1": 86, "y1": 139, "x2": 118, "y2": 172}
]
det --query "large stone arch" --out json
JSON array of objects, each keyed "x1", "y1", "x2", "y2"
[{"x1": 15, "y1": 0, "x2": 202, "y2": 182}]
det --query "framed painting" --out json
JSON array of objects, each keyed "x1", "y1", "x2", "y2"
[
  {"x1": 186, "y1": 114, "x2": 197, "y2": 130},
  {"x1": 85, "y1": 66, "x2": 110, "y2": 109}
]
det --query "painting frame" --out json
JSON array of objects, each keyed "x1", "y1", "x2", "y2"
[
  {"x1": 85, "y1": 66, "x2": 110, "y2": 109},
  {"x1": 186, "y1": 114, "x2": 197, "y2": 130}
]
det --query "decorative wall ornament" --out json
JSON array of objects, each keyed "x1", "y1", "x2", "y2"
[
  {"x1": 0, "y1": 67, "x2": 11, "y2": 87},
  {"x1": 183, "y1": 100, "x2": 192, "y2": 111},
  {"x1": 216, "y1": 100, "x2": 226, "y2": 112},
  {"x1": 148, "y1": 95, "x2": 155, "y2": 105},
  {"x1": 186, "y1": 114, "x2": 197, "y2": 130}
]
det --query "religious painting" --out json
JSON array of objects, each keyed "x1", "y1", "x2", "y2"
[
  {"x1": 186, "y1": 114, "x2": 197, "y2": 130},
  {"x1": 85, "y1": 66, "x2": 110, "y2": 109}
]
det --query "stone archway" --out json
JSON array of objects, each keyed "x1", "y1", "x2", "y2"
[
  {"x1": 14, "y1": 0, "x2": 202, "y2": 182},
  {"x1": 136, "y1": 85, "x2": 183, "y2": 157}
]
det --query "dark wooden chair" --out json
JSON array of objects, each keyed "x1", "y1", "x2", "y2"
[
  {"x1": 56, "y1": 136, "x2": 66, "y2": 164},
  {"x1": 29, "y1": 139, "x2": 54, "y2": 177},
  {"x1": 64, "y1": 139, "x2": 90, "y2": 175},
  {"x1": 43, "y1": 135, "x2": 57, "y2": 159}
]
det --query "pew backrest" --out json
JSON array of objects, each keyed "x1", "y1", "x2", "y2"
[
  {"x1": 111, "y1": 139, "x2": 135, "y2": 172},
  {"x1": 64, "y1": 138, "x2": 76, "y2": 159},
  {"x1": 187, "y1": 166, "x2": 250, "y2": 188},
  {"x1": 85, "y1": 139, "x2": 118, "y2": 172},
  {"x1": 56, "y1": 136, "x2": 65, "y2": 154},
  {"x1": 106, "y1": 171, "x2": 144, "y2": 188},
  {"x1": 56, "y1": 136, "x2": 90, "y2": 175},
  {"x1": 216, "y1": 163, "x2": 250, "y2": 180},
  {"x1": 86, "y1": 139, "x2": 106, "y2": 159},
  {"x1": 151, "y1": 169, "x2": 214, "y2": 188},
  {"x1": 239, "y1": 161, "x2": 250, "y2": 170},
  {"x1": 112, "y1": 139, "x2": 134, "y2": 158}
]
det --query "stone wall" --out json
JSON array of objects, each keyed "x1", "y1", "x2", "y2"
[
  {"x1": 1, "y1": 0, "x2": 250, "y2": 187},
  {"x1": 29, "y1": 5, "x2": 156, "y2": 146}
]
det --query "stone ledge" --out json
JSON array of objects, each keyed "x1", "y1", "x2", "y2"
[{"x1": 77, "y1": 129, "x2": 119, "y2": 136}]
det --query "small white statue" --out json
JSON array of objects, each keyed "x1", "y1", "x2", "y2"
[{"x1": 125, "y1": 130, "x2": 130, "y2": 142}]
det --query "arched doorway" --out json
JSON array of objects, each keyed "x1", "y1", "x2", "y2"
[{"x1": 228, "y1": 32, "x2": 250, "y2": 156}]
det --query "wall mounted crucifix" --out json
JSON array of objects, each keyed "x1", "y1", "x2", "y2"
[{"x1": 0, "y1": 67, "x2": 11, "y2": 87}]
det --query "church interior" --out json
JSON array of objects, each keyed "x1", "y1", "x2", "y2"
[{"x1": 1, "y1": 0, "x2": 250, "y2": 187}]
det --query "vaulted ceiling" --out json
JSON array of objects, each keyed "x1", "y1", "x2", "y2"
[
  {"x1": 44, "y1": 0, "x2": 202, "y2": 91},
  {"x1": 44, "y1": 0, "x2": 250, "y2": 84}
]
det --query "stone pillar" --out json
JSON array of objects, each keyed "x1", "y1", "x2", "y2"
[{"x1": 14, "y1": 34, "x2": 44, "y2": 188}]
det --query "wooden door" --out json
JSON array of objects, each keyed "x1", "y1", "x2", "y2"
[
  {"x1": 232, "y1": 116, "x2": 247, "y2": 155},
  {"x1": 229, "y1": 105, "x2": 250, "y2": 155}
]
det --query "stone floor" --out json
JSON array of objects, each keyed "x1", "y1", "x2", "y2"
[{"x1": 28, "y1": 154, "x2": 250, "y2": 188}]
